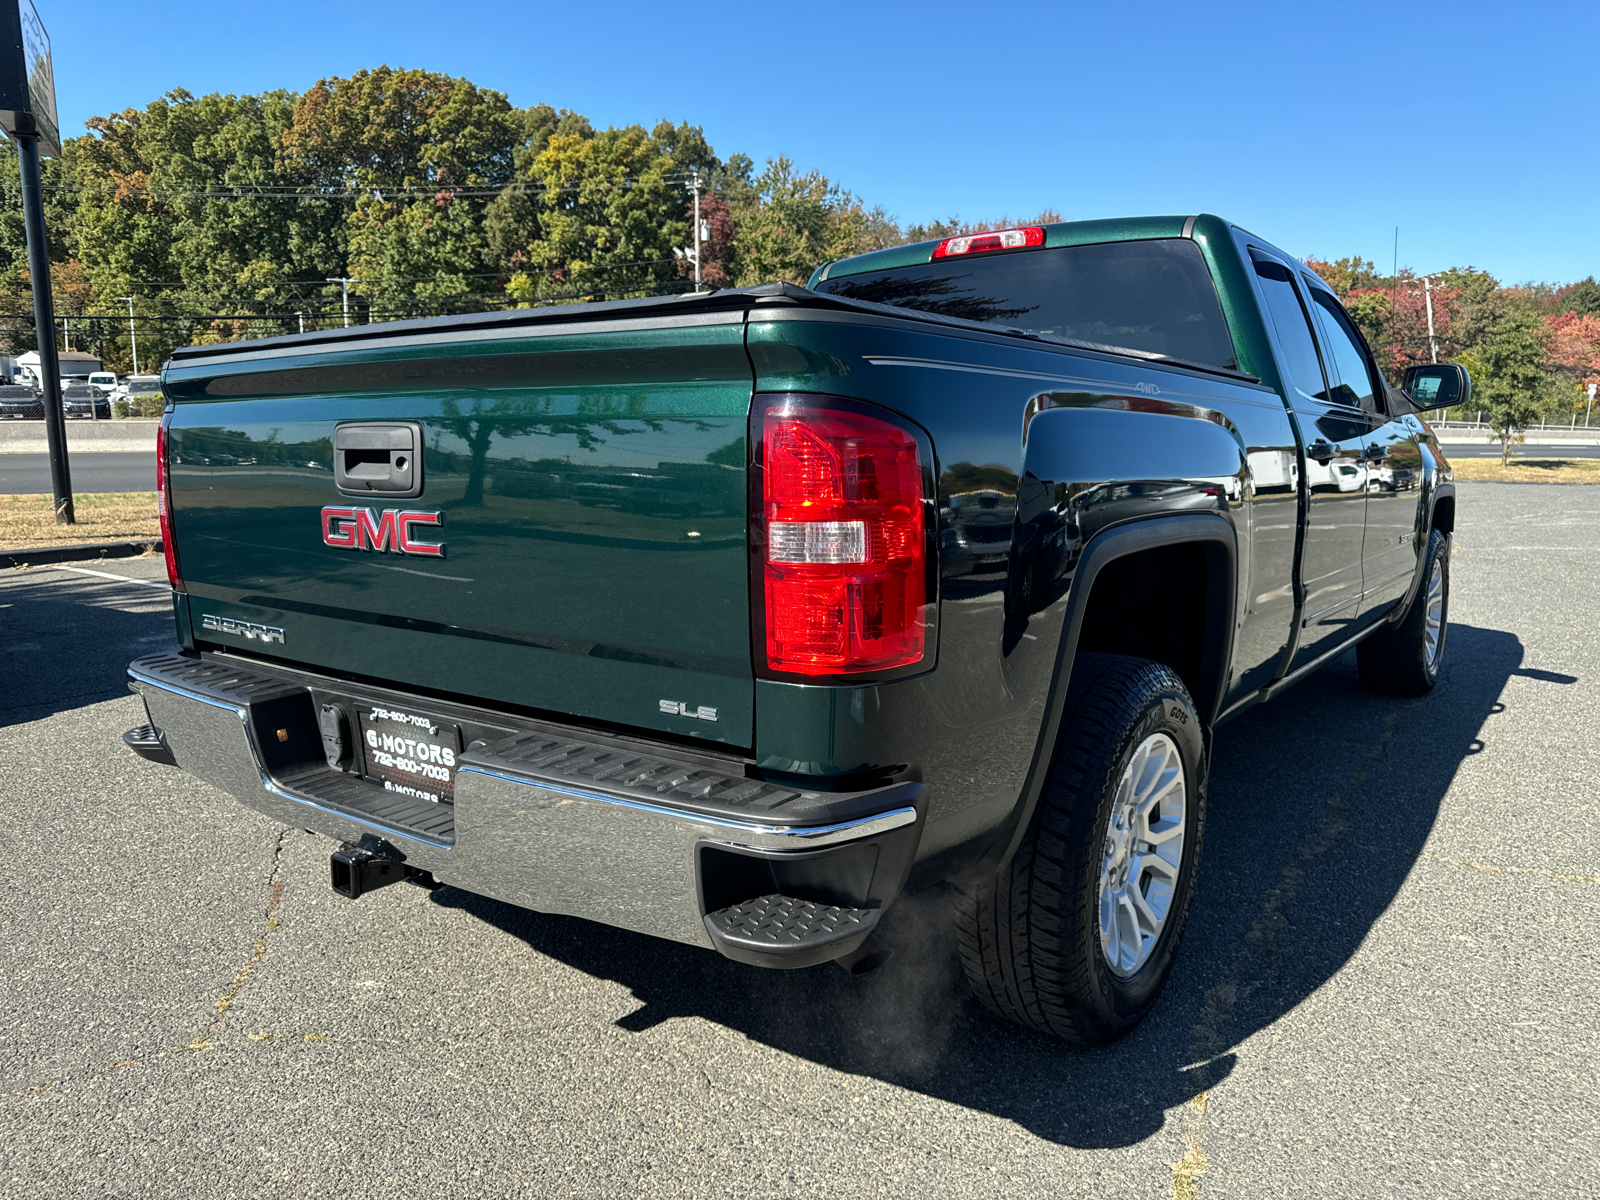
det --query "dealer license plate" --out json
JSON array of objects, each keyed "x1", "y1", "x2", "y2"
[{"x1": 357, "y1": 704, "x2": 461, "y2": 804}]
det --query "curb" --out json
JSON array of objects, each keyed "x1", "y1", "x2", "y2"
[{"x1": 1, "y1": 539, "x2": 163, "y2": 568}]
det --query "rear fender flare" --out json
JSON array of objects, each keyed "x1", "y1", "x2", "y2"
[{"x1": 954, "y1": 512, "x2": 1237, "y2": 887}]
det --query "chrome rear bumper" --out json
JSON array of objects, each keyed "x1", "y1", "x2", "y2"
[{"x1": 129, "y1": 653, "x2": 920, "y2": 953}]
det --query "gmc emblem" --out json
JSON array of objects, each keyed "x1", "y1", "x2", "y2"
[{"x1": 321, "y1": 506, "x2": 445, "y2": 558}]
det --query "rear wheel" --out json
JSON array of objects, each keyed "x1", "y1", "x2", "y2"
[
  {"x1": 954, "y1": 653, "x2": 1207, "y2": 1046},
  {"x1": 1358, "y1": 529, "x2": 1449, "y2": 696}
]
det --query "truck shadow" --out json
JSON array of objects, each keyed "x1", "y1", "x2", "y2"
[
  {"x1": 433, "y1": 622, "x2": 1528, "y2": 1149},
  {"x1": 0, "y1": 570, "x2": 174, "y2": 727}
]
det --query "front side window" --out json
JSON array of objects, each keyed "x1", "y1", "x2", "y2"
[
  {"x1": 815, "y1": 238, "x2": 1237, "y2": 369},
  {"x1": 1307, "y1": 289, "x2": 1381, "y2": 413}
]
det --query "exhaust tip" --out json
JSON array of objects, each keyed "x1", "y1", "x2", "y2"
[{"x1": 835, "y1": 933, "x2": 893, "y2": 976}]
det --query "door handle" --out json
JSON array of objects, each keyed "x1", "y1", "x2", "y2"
[{"x1": 1305, "y1": 438, "x2": 1336, "y2": 464}]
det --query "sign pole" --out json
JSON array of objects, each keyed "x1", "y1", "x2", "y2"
[
  {"x1": 17, "y1": 128, "x2": 70, "y2": 521},
  {"x1": 2, "y1": 0, "x2": 70, "y2": 520}
]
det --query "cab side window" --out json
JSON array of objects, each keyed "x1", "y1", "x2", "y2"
[
  {"x1": 1307, "y1": 288, "x2": 1383, "y2": 415},
  {"x1": 1252, "y1": 258, "x2": 1328, "y2": 406}
]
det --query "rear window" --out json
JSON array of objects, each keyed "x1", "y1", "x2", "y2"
[
  {"x1": 129, "y1": 381, "x2": 161, "y2": 393},
  {"x1": 815, "y1": 238, "x2": 1237, "y2": 369}
]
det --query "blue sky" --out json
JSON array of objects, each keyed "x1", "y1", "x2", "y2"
[{"x1": 40, "y1": 0, "x2": 1600, "y2": 285}]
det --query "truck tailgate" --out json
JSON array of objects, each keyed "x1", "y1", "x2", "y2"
[{"x1": 163, "y1": 316, "x2": 756, "y2": 746}]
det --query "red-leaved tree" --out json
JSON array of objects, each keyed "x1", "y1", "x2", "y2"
[{"x1": 1545, "y1": 311, "x2": 1600, "y2": 387}]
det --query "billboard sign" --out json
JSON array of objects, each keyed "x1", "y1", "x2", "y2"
[{"x1": 0, "y1": 0, "x2": 59, "y2": 156}]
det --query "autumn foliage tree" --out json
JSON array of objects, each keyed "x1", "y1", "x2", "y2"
[{"x1": 18, "y1": 63, "x2": 1600, "y2": 388}]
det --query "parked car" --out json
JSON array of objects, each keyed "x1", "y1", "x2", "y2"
[
  {"x1": 1372, "y1": 464, "x2": 1417, "y2": 491},
  {"x1": 87, "y1": 371, "x2": 120, "y2": 396},
  {"x1": 0, "y1": 382, "x2": 43, "y2": 420},
  {"x1": 112, "y1": 375, "x2": 164, "y2": 416},
  {"x1": 125, "y1": 213, "x2": 1469, "y2": 1046},
  {"x1": 62, "y1": 382, "x2": 111, "y2": 420}
]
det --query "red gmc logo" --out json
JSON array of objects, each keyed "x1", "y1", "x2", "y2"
[{"x1": 321, "y1": 507, "x2": 445, "y2": 558}]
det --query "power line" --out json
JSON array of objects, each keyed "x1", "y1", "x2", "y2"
[
  {"x1": 0, "y1": 280, "x2": 698, "y2": 324},
  {"x1": 34, "y1": 174, "x2": 703, "y2": 201},
  {"x1": 102, "y1": 256, "x2": 684, "y2": 293}
]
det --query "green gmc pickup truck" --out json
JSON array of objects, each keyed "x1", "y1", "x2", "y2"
[{"x1": 124, "y1": 215, "x2": 1468, "y2": 1045}]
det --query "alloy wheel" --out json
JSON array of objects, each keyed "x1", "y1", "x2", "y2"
[{"x1": 1098, "y1": 732, "x2": 1187, "y2": 977}]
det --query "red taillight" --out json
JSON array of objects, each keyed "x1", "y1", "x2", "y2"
[
  {"x1": 156, "y1": 413, "x2": 183, "y2": 591},
  {"x1": 931, "y1": 226, "x2": 1045, "y2": 259},
  {"x1": 760, "y1": 400, "x2": 928, "y2": 676}
]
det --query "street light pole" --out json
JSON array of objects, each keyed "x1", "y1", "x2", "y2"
[
  {"x1": 326, "y1": 277, "x2": 354, "y2": 327},
  {"x1": 122, "y1": 295, "x2": 139, "y2": 374},
  {"x1": 18, "y1": 130, "x2": 72, "y2": 523},
  {"x1": 1423, "y1": 276, "x2": 1438, "y2": 364},
  {"x1": 691, "y1": 169, "x2": 702, "y2": 291}
]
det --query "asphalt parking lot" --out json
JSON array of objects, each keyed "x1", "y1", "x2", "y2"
[{"x1": 2, "y1": 482, "x2": 1596, "y2": 1199}]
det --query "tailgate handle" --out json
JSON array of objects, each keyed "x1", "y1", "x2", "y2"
[{"x1": 334, "y1": 421, "x2": 424, "y2": 498}]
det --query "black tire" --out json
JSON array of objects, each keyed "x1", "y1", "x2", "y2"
[
  {"x1": 1357, "y1": 529, "x2": 1449, "y2": 697},
  {"x1": 953, "y1": 653, "x2": 1208, "y2": 1046}
]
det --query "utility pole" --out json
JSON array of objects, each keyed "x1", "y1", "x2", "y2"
[
  {"x1": 326, "y1": 277, "x2": 354, "y2": 327},
  {"x1": 122, "y1": 296, "x2": 139, "y2": 374},
  {"x1": 296, "y1": 310, "x2": 304, "y2": 334},
  {"x1": 691, "y1": 169, "x2": 702, "y2": 291},
  {"x1": 18, "y1": 130, "x2": 71, "y2": 522},
  {"x1": 1587, "y1": 382, "x2": 1596, "y2": 428},
  {"x1": 1423, "y1": 276, "x2": 1438, "y2": 364}
]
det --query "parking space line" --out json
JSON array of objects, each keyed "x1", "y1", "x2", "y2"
[{"x1": 48, "y1": 564, "x2": 171, "y2": 590}]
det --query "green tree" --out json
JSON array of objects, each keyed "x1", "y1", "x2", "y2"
[
  {"x1": 482, "y1": 103, "x2": 591, "y2": 272},
  {"x1": 279, "y1": 67, "x2": 520, "y2": 315},
  {"x1": 67, "y1": 89, "x2": 303, "y2": 360},
  {"x1": 1472, "y1": 314, "x2": 1558, "y2": 466},
  {"x1": 1554, "y1": 276, "x2": 1600, "y2": 317},
  {"x1": 731, "y1": 157, "x2": 869, "y2": 286},
  {"x1": 514, "y1": 120, "x2": 702, "y2": 300},
  {"x1": 0, "y1": 137, "x2": 78, "y2": 353}
]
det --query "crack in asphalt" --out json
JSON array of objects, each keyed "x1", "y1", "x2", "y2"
[
  {"x1": 200, "y1": 827, "x2": 292, "y2": 1039},
  {"x1": 1169, "y1": 708, "x2": 1404, "y2": 1198},
  {"x1": 177, "y1": 826, "x2": 291, "y2": 1055},
  {"x1": 1422, "y1": 853, "x2": 1600, "y2": 885},
  {"x1": 4, "y1": 827, "x2": 296, "y2": 1097}
]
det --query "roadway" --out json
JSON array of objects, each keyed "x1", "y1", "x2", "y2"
[
  {"x1": 1, "y1": 484, "x2": 1596, "y2": 1198},
  {"x1": 0, "y1": 451, "x2": 155, "y2": 494},
  {"x1": 1440, "y1": 441, "x2": 1600, "y2": 458}
]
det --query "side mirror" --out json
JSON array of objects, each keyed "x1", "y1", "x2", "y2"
[{"x1": 1402, "y1": 362, "x2": 1471, "y2": 411}]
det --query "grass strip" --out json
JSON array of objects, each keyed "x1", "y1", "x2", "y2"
[
  {"x1": 1, "y1": 491, "x2": 159, "y2": 549},
  {"x1": 1448, "y1": 457, "x2": 1600, "y2": 483}
]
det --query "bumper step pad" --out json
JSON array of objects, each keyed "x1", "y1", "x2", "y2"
[
  {"x1": 703, "y1": 893, "x2": 881, "y2": 969},
  {"x1": 122, "y1": 723, "x2": 177, "y2": 766}
]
